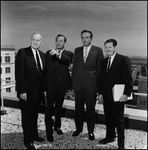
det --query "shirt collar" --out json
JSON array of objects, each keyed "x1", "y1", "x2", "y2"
[
  {"x1": 83, "y1": 44, "x2": 92, "y2": 51},
  {"x1": 110, "y1": 52, "x2": 116, "y2": 59},
  {"x1": 56, "y1": 48, "x2": 64, "y2": 53},
  {"x1": 31, "y1": 47, "x2": 39, "y2": 53},
  {"x1": 109, "y1": 52, "x2": 116, "y2": 64}
]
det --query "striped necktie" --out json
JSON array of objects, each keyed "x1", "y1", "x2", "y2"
[{"x1": 84, "y1": 47, "x2": 88, "y2": 63}]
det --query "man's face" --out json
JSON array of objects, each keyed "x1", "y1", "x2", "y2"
[
  {"x1": 104, "y1": 42, "x2": 116, "y2": 57},
  {"x1": 31, "y1": 34, "x2": 42, "y2": 50},
  {"x1": 55, "y1": 36, "x2": 65, "y2": 50},
  {"x1": 81, "y1": 32, "x2": 92, "y2": 47}
]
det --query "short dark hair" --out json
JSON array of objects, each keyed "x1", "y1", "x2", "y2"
[
  {"x1": 104, "y1": 39, "x2": 117, "y2": 47},
  {"x1": 55, "y1": 34, "x2": 67, "y2": 43},
  {"x1": 81, "y1": 30, "x2": 93, "y2": 39}
]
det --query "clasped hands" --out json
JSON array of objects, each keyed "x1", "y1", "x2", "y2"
[{"x1": 49, "y1": 47, "x2": 60, "y2": 58}]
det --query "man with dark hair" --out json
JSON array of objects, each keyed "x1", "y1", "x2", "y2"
[
  {"x1": 72, "y1": 30, "x2": 104, "y2": 140},
  {"x1": 45, "y1": 34, "x2": 73, "y2": 142},
  {"x1": 15, "y1": 32, "x2": 46, "y2": 149},
  {"x1": 98, "y1": 38, "x2": 133, "y2": 149}
]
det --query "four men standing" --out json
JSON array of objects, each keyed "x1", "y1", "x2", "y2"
[{"x1": 15, "y1": 31, "x2": 133, "y2": 150}]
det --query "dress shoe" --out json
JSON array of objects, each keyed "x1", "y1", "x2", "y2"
[
  {"x1": 118, "y1": 146, "x2": 125, "y2": 149},
  {"x1": 34, "y1": 136, "x2": 45, "y2": 142},
  {"x1": 54, "y1": 128, "x2": 63, "y2": 135},
  {"x1": 88, "y1": 132, "x2": 95, "y2": 141},
  {"x1": 72, "y1": 130, "x2": 82, "y2": 137},
  {"x1": 47, "y1": 134, "x2": 54, "y2": 142},
  {"x1": 99, "y1": 138, "x2": 115, "y2": 144},
  {"x1": 25, "y1": 143, "x2": 36, "y2": 149}
]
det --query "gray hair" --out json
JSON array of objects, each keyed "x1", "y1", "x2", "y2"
[{"x1": 31, "y1": 31, "x2": 43, "y2": 40}]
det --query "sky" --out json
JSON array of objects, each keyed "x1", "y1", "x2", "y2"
[{"x1": 1, "y1": 1, "x2": 147, "y2": 57}]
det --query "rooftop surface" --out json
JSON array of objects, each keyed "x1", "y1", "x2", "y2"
[{"x1": 1, "y1": 107, "x2": 147, "y2": 149}]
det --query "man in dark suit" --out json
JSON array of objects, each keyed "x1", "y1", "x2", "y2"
[
  {"x1": 72, "y1": 30, "x2": 104, "y2": 140},
  {"x1": 98, "y1": 39, "x2": 133, "y2": 149},
  {"x1": 15, "y1": 32, "x2": 46, "y2": 149},
  {"x1": 45, "y1": 34, "x2": 73, "y2": 142}
]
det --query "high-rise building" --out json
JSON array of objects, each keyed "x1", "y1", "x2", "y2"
[{"x1": 1, "y1": 45, "x2": 16, "y2": 93}]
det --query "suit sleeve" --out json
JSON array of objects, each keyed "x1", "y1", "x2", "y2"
[
  {"x1": 97, "y1": 48, "x2": 104, "y2": 76},
  {"x1": 60, "y1": 51, "x2": 73, "y2": 64},
  {"x1": 71, "y1": 49, "x2": 77, "y2": 83},
  {"x1": 15, "y1": 49, "x2": 26, "y2": 94},
  {"x1": 97, "y1": 48, "x2": 104, "y2": 89},
  {"x1": 40, "y1": 51, "x2": 47, "y2": 92},
  {"x1": 122, "y1": 56, "x2": 133, "y2": 96},
  {"x1": 98, "y1": 60, "x2": 104, "y2": 94},
  {"x1": 44, "y1": 51, "x2": 50, "y2": 92}
]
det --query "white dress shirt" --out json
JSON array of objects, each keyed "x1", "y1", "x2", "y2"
[
  {"x1": 109, "y1": 52, "x2": 116, "y2": 68},
  {"x1": 83, "y1": 45, "x2": 92, "y2": 56},
  {"x1": 31, "y1": 48, "x2": 43, "y2": 69},
  {"x1": 83, "y1": 45, "x2": 92, "y2": 62},
  {"x1": 56, "y1": 49, "x2": 64, "y2": 59}
]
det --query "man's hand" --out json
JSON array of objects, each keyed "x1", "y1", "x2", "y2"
[
  {"x1": 44, "y1": 91, "x2": 47, "y2": 97},
  {"x1": 44, "y1": 91, "x2": 47, "y2": 107},
  {"x1": 49, "y1": 48, "x2": 61, "y2": 58},
  {"x1": 49, "y1": 48, "x2": 56, "y2": 56},
  {"x1": 119, "y1": 94, "x2": 128, "y2": 102},
  {"x1": 97, "y1": 94, "x2": 103, "y2": 104},
  {"x1": 55, "y1": 51, "x2": 60, "y2": 58},
  {"x1": 20, "y1": 93, "x2": 27, "y2": 101}
]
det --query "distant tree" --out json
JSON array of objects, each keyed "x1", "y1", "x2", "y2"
[{"x1": 141, "y1": 65, "x2": 147, "y2": 76}]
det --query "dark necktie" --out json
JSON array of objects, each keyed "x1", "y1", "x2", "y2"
[
  {"x1": 107, "y1": 57, "x2": 111, "y2": 72},
  {"x1": 36, "y1": 50, "x2": 42, "y2": 75}
]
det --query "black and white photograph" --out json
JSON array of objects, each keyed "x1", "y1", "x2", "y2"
[{"x1": 1, "y1": 1, "x2": 147, "y2": 149}]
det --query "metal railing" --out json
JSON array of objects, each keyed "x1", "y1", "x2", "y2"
[
  {"x1": 134, "y1": 93, "x2": 147, "y2": 96},
  {"x1": 1, "y1": 45, "x2": 14, "y2": 49},
  {"x1": 1, "y1": 79, "x2": 16, "y2": 115}
]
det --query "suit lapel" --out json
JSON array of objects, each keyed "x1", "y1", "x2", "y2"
[
  {"x1": 84, "y1": 45, "x2": 94, "y2": 65},
  {"x1": 38, "y1": 50, "x2": 45, "y2": 70},
  {"x1": 55, "y1": 50, "x2": 65, "y2": 66},
  {"x1": 109, "y1": 53, "x2": 120, "y2": 71},
  {"x1": 28, "y1": 46, "x2": 37, "y2": 69},
  {"x1": 79, "y1": 47, "x2": 84, "y2": 64},
  {"x1": 28, "y1": 46, "x2": 42, "y2": 74}
]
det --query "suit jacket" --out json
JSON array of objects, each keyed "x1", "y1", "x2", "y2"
[
  {"x1": 45, "y1": 50, "x2": 73, "y2": 92},
  {"x1": 72, "y1": 45, "x2": 104, "y2": 92},
  {"x1": 98, "y1": 53, "x2": 133, "y2": 102},
  {"x1": 15, "y1": 46, "x2": 46, "y2": 101}
]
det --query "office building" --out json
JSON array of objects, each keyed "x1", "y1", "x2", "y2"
[{"x1": 1, "y1": 45, "x2": 16, "y2": 93}]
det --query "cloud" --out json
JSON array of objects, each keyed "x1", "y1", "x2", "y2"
[{"x1": 1, "y1": 1, "x2": 147, "y2": 56}]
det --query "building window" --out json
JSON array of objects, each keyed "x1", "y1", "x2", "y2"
[
  {"x1": 5, "y1": 56, "x2": 10, "y2": 62},
  {"x1": 6, "y1": 77, "x2": 11, "y2": 83},
  {"x1": 5, "y1": 67, "x2": 11, "y2": 73},
  {"x1": 143, "y1": 101, "x2": 145, "y2": 106},
  {"x1": 6, "y1": 88, "x2": 11, "y2": 92},
  {"x1": 0, "y1": 68, "x2": 2, "y2": 74}
]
